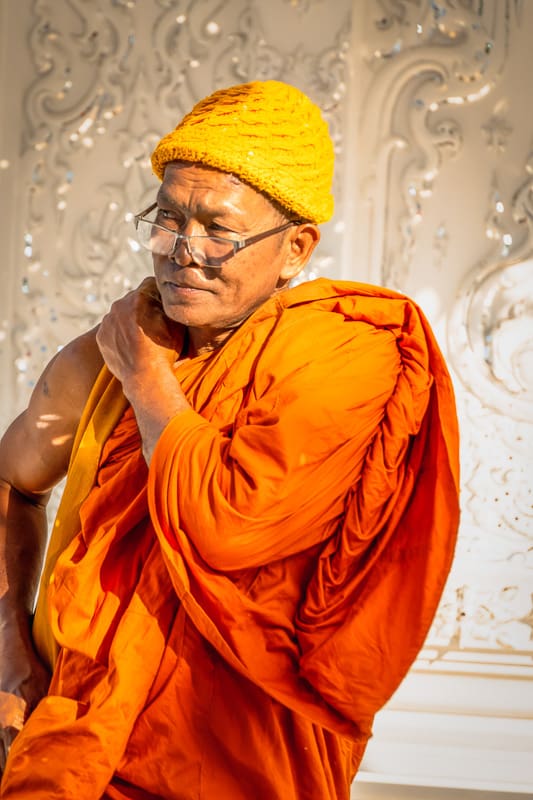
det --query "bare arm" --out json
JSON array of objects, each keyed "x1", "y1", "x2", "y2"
[{"x1": 0, "y1": 328, "x2": 103, "y2": 763}]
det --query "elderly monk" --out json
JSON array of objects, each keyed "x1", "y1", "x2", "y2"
[{"x1": 0, "y1": 81, "x2": 459, "y2": 799}]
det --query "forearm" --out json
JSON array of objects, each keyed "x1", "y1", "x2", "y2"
[
  {"x1": 0, "y1": 482, "x2": 51, "y2": 753},
  {"x1": 0, "y1": 480, "x2": 48, "y2": 648},
  {"x1": 121, "y1": 364, "x2": 192, "y2": 465}
]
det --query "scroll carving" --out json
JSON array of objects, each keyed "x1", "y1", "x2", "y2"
[
  {"x1": 10, "y1": 0, "x2": 350, "y2": 412},
  {"x1": 358, "y1": 0, "x2": 510, "y2": 287}
]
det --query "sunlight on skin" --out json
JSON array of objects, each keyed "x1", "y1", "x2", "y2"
[
  {"x1": 51, "y1": 434, "x2": 73, "y2": 447},
  {"x1": 35, "y1": 414, "x2": 62, "y2": 430},
  {"x1": 33, "y1": 414, "x2": 73, "y2": 445}
]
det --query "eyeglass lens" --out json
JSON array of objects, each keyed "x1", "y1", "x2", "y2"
[{"x1": 135, "y1": 219, "x2": 235, "y2": 265}]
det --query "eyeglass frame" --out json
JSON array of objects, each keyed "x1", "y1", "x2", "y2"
[{"x1": 133, "y1": 202, "x2": 304, "y2": 268}]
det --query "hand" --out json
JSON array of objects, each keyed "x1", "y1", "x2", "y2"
[
  {"x1": 96, "y1": 277, "x2": 182, "y2": 386},
  {"x1": 0, "y1": 633, "x2": 50, "y2": 771},
  {"x1": 0, "y1": 691, "x2": 25, "y2": 772},
  {"x1": 97, "y1": 277, "x2": 191, "y2": 463}
]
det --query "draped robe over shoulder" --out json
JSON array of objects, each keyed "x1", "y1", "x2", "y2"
[{"x1": 1, "y1": 279, "x2": 460, "y2": 800}]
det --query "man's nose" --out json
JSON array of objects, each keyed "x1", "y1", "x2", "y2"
[{"x1": 169, "y1": 235, "x2": 195, "y2": 267}]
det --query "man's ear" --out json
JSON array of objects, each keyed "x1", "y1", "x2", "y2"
[{"x1": 278, "y1": 223, "x2": 321, "y2": 282}]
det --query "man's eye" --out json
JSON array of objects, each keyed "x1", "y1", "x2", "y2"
[
  {"x1": 208, "y1": 222, "x2": 236, "y2": 236},
  {"x1": 156, "y1": 209, "x2": 182, "y2": 228}
]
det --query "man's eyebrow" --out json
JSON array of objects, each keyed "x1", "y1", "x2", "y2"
[
  {"x1": 155, "y1": 190, "x2": 182, "y2": 208},
  {"x1": 155, "y1": 191, "x2": 241, "y2": 219}
]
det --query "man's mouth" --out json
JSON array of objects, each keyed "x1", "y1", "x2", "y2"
[{"x1": 163, "y1": 279, "x2": 208, "y2": 293}]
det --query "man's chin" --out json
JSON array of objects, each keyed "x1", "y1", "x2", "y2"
[{"x1": 160, "y1": 299, "x2": 214, "y2": 330}]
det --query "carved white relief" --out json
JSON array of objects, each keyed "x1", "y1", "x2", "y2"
[
  {"x1": 280, "y1": 0, "x2": 321, "y2": 11},
  {"x1": 419, "y1": 391, "x2": 533, "y2": 676},
  {"x1": 420, "y1": 585, "x2": 533, "y2": 677},
  {"x1": 431, "y1": 220, "x2": 449, "y2": 270},
  {"x1": 482, "y1": 100, "x2": 514, "y2": 153},
  {"x1": 356, "y1": 0, "x2": 510, "y2": 288},
  {"x1": 449, "y1": 144, "x2": 533, "y2": 421},
  {"x1": 449, "y1": 256, "x2": 533, "y2": 420},
  {"x1": 347, "y1": 1, "x2": 533, "y2": 678},
  {"x1": 214, "y1": 4, "x2": 286, "y2": 84},
  {"x1": 435, "y1": 138, "x2": 533, "y2": 673},
  {"x1": 512, "y1": 150, "x2": 533, "y2": 247},
  {"x1": 9, "y1": 0, "x2": 351, "y2": 417}
]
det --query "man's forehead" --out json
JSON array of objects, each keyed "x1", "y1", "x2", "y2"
[
  {"x1": 157, "y1": 161, "x2": 275, "y2": 216},
  {"x1": 164, "y1": 160, "x2": 241, "y2": 185}
]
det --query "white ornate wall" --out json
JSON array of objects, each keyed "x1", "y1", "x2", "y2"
[
  {"x1": 346, "y1": 3, "x2": 533, "y2": 797},
  {"x1": 0, "y1": 1, "x2": 531, "y2": 797}
]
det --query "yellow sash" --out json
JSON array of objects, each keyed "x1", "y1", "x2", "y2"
[{"x1": 32, "y1": 366, "x2": 127, "y2": 670}]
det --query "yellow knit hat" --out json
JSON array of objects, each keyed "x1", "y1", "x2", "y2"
[{"x1": 151, "y1": 80, "x2": 334, "y2": 224}]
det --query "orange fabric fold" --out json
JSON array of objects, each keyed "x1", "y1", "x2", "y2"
[{"x1": 2, "y1": 278, "x2": 459, "y2": 800}]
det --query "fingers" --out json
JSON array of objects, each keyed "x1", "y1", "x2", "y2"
[
  {"x1": 105, "y1": 278, "x2": 161, "y2": 318},
  {"x1": 0, "y1": 691, "x2": 26, "y2": 730},
  {"x1": 138, "y1": 276, "x2": 157, "y2": 291},
  {"x1": 137, "y1": 276, "x2": 160, "y2": 302},
  {"x1": 0, "y1": 725, "x2": 19, "y2": 774},
  {"x1": 0, "y1": 691, "x2": 26, "y2": 773}
]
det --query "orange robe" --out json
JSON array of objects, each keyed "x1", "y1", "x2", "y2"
[{"x1": 1, "y1": 279, "x2": 459, "y2": 799}]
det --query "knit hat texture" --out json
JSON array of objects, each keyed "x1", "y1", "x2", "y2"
[{"x1": 151, "y1": 80, "x2": 334, "y2": 223}]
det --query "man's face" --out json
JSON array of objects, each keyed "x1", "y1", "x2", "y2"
[{"x1": 152, "y1": 162, "x2": 299, "y2": 353}]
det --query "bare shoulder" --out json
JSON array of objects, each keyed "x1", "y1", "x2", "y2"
[
  {"x1": 0, "y1": 327, "x2": 104, "y2": 499},
  {"x1": 40, "y1": 326, "x2": 104, "y2": 409}
]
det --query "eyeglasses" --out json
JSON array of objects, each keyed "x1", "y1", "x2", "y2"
[{"x1": 133, "y1": 202, "x2": 302, "y2": 268}]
